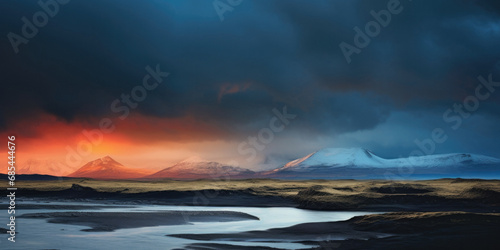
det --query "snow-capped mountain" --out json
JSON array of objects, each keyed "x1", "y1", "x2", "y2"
[
  {"x1": 272, "y1": 148, "x2": 385, "y2": 172},
  {"x1": 68, "y1": 156, "x2": 155, "y2": 179},
  {"x1": 264, "y1": 148, "x2": 500, "y2": 179},
  {"x1": 146, "y1": 156, "x2": 255, "y2": 179}
]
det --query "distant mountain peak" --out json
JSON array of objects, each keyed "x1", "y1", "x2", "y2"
[
  {"x1": 180, "y1": 156, "x2": 210, "y2": 163},
  {"x1": 275, "y1": 147, "x2": 381, "y2": 172},
  {"x1": 68, "y1": 157, "x2": 154, "y2": 179},
  {"x1": 317, "y1": 147, "x2": 373, "y2": 156},
  {"x1": 101, "y1": 155, "x2": 115, "y2": 162}
]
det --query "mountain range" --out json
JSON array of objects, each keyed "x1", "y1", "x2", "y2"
[
  {"x1": 55, "y1": 148, "x2": 500, "y2": 179},
  {"x1": 262, "y1": 148, "x2": 500, "y2": 179}
]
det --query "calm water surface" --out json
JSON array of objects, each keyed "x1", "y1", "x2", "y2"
[{"x1": 0, "y1": 200, "x2": 378, "y2": 250}]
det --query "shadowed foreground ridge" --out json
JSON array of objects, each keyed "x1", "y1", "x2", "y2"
[{"x1": 171, "y1": 212, "x2": 500, "y2": 250}]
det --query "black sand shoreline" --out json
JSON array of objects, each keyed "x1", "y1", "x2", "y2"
[
  {"x1": 21, "y1": 210, "x2": 260, "y2": 232},
  {"x1": 171, "y1": 211, "x2": 500, "y2": 250}
]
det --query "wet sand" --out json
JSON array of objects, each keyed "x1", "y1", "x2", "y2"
[{"x1": 17, "y1": 204, "x2": 136, "y2": 210}]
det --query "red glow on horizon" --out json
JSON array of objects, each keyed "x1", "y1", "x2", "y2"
[{"x1": 0, "y1": 111, "x2": 245, "y2": 176}]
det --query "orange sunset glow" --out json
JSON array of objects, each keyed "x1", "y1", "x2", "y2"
[{"x1": 0, "y1": 111, "x2": 265, "y2": 176}]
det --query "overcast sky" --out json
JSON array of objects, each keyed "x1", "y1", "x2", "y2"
[{"x1": 1, "y1": 0, "x2": 500, "y2": 171}]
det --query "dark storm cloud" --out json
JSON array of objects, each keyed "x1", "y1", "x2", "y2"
[
  {"x1": 268, "y1": 0, "x2": 500, "y2": 104},
  {"x1": 1, "y1": 0, "x2": 500, "y2": 149}
]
